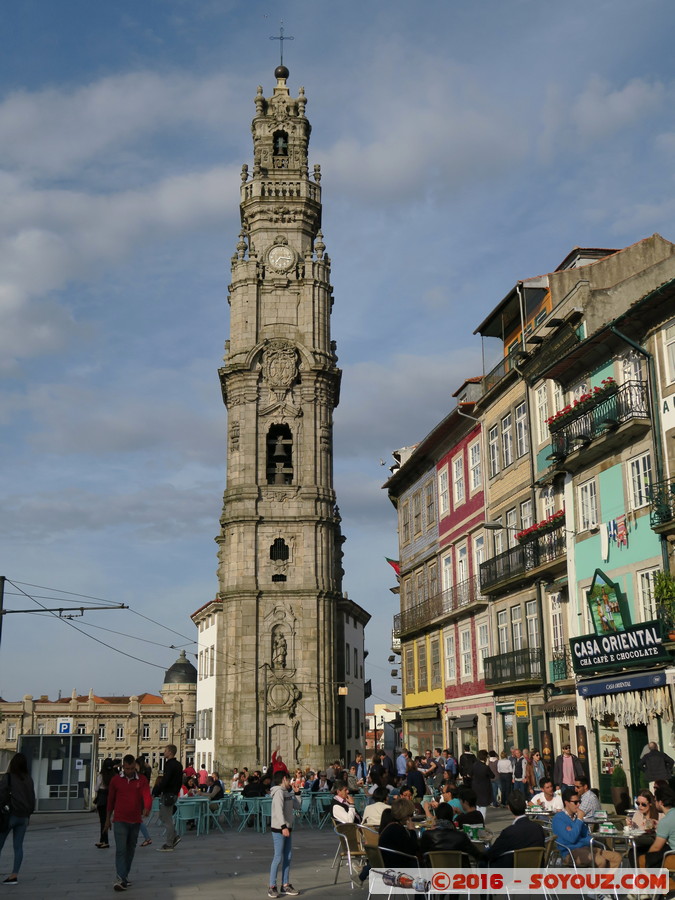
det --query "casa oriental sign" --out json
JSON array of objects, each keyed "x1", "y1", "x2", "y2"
[{"x1": 570, "y1": 620, "x2": 669, "y2": 674}]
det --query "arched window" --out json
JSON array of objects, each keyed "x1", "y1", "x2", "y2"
[
  {"x1": 273, "y1": 130, "x2": 289, "y2": 156},
  {"x1": 270, "y1": 538, "x2": 290, "y2": 561},
  {"x1": 266, "y1": 424, "x2": 293, "y2": 484}
]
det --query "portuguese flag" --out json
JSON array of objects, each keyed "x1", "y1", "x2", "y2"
[{"x1": 385, "y1": 558, "x2": 401, "y2": 575}]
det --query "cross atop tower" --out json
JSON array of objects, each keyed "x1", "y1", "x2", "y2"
[{"x1": 269, "y1": 21, "x2": 294, "y2": 67}]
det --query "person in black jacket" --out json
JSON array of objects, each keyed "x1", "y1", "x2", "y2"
[
  {"x1": 484, "y1": 791, "x2": 545, "y2": 867},
  {"x1": 155, "y1": 744, "x2": 183, "y2": 851},
  {"x1": 470, "y1": 750, "x2": 494, "y2": 821},
  {"x1": 459, "y1": 745, "x2": 477, "y2": 788},
  {"x1": 420, "y1": 803, "x2": 484, "y2": 863},
  {"x1": 404, "y1": 759, "x2": 427, "y2": 801},
  {"x1": 0, "y1": 753, "x2": 36, "y2": 884},
  {"x1": 378, "y1": 797, "x2": 419, "y2": 865}
]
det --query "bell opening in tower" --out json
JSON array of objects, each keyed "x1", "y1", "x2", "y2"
[{"x1": 266, "y1": 424, "x2": 293, "y2": 484}]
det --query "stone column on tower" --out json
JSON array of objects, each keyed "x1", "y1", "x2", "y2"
[{"x1": 213, "y1": 66, "x2": 344, "y2": 769}]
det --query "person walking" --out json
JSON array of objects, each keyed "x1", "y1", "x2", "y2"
[
  {"x1": 0, "y1": 753, "x2": 35, "y2": 885},
  {"x1": 497, "y1": 750, "x2": 513, "y2": 807},
  {"x1": 95, "y1": 760, "x2": 116, "y2": 848},
  {"x1": 268, "y1": 770, "x2": 301, "y2": 899},
  {"x1": 105, "y1": 753, "x2": 151, "y2": 892},
  {"x1": 553, "y1": 744, "x2": 584, "y2": 791},
  {"x1": 640, "y1": 742, "x2": 674, "y2": 791},
  {"x1": 488, "y1": 750, "x2": 500, "y2": 807},
  {"x1": 155, "y1": 744, "x2": 183, "y2": 852},
  {"x1": 470, "y1": 750, "x2": 494, "y2": 822},
  {"x1": 135, "y1": 758, "x2": 153, "y2": 846}
]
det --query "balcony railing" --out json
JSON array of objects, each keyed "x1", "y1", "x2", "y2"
[
  {"x1": 649, "y1": 478, "x2": 675, "y2": 529},
  {"x1": 482, "y1": 345, "x2": 522, "y2": 395},
  {"x1": 484, "y1": 647, "x2": 543, "y2": 687},
  {"x1": 549, "y1": 380, "x2": 649, "y2": 458},
  {"x1": 392, "y1": 575, "x2": 485, "y2": 637},
  {"x1": 549, "y1": 646, "x2": 572, "y2": 682},
  {"x1": 480, "y1": 525, "x2": 566, "y2": 593}
]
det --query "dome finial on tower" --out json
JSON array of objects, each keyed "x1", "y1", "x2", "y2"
[{"x1": 269, "y1": 20, "x2": 293, "y2": 78}]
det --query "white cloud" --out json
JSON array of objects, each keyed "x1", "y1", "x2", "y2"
[{"x1": 571, "y1": 75, "x2": 666, "y2": 142}]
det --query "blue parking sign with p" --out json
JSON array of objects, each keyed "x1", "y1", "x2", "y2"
[{"x1": 58, "y1": 721, "x2": 71, "y2": 734}]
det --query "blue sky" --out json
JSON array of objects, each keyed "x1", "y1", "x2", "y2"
[{"x1": 1, "y1": 0, "x2": 675, "y2": 708}]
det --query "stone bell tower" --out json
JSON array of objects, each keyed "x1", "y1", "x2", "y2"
[{"x1": 214, "y1": 66, "x2": 343, "y2": 769}]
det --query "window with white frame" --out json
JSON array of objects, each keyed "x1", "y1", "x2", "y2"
[
  {"x1": 98, "y1": 723, "x2": 106, "y2": 740},
  {"x1": 535, "y1": 385, "x2": 549, "y2": 444},
  {"x1": 116, "y1": 723, "x2": 124, "y2": 741},
  {"x1": 438, "y1": 469, "x2": 450, "y2": 515},
  {"x1": 540, "y1": 484, "x2": 555, "y2": 520},
  {"x1": 579, "y1": 479, "x2": 598, "y2": 531},
  {"x1": 628, "y1": 452, "x2": 652, "y2": 509},
  {"x1": 506, "y1": 508, "x2": 517, "y2": 548},
  {"x1": 401, "y1": 501, "x2": 411, "y2": 543},
  {"x1": 460, "y1": 629, "x2": 472, "y2": 678},
  {"x1": 550, "y1": 592, "x2": 564, "y2": 650},
  {"x1": 453, "y1": 455, "x2": 465, "y2": 505},
  {"x1": 525, "y1": 600, "x2": 540, "y2": 648},
  {"x1": 488, "y1": 426, "x2": 500, "y2": 477},
  {"x1": 665, "y1": 318, "x2": 675, "y2": 384},
  {"x1": 430, "y1": 636, "x2": 442, "y2": 689},
  {"x1": 413, "y1": 491, "x2": 422, "y2": 534},
  {"x1": 637, "y1": 568, "x2": 659, "y2": 621},
  {"x1": 417, "y1": 640, "x2": 428, "y2": 692},
  {"x1": 473, "y1": 535, "x2": 484, "y2": 582},
  {"x1": 444, "y1": 633, "x2": 456, "y2": 682},
  {"x1": 552, "y1": 381, "x2": 564, "y2": 413},
  {"x1": 493, "y1": 517, "x2": 504, "y2": 556},
  {"x1": 405, "y1": 646, "x2": 415, "y2": 693},
  {"x1": 142, "y1": 723, "x2": 150, "y2": 741},
  {"x1": 37, "y1": 724, "x2": 45, "y2": 736},
  {"x1": 515, "y1": 402, "x2": 528, "y2": 457},
  {"x1": 477, "y1": 621, "x2": 489, "y2": 675},
  {"x1": 501, "y1": 414, "x2": 513, "y2": 468},
  {"x1": 425, "y1": 481, "x2": 436, "y2": 526},
  {"x1": 456, "y1": 543, "x2": 468, "y2": 585},
  {"x1": 520, "y1": 499, "x2": 533, "y2": 531},
  {"x1": 7, "y1": 724, "x2": 16, "y2": 741},
  {"x1": 572, "y1": 380, "x2": 589, "y2": 400},
  {"x1": 76, "y1": 723, "x2": 86, "y2": 735},
  {"x1": 441, "y1": 553, "x2": 452, "y2": 592},
  {"x1": 511, "y1": 605, "x2": 523, "y2": 650},
  {"x1": 497, "y1": 610, "x2": 509, "y2": 654},
  {"x1": 160, "y1": 723, "x2": 168, "y2": 741},
  {"x1": 469, "y1": 441, "x2": 482, "y2": 492},
  {"x1": 621, "y1": 353, "x2": 641, "y2": 384}
]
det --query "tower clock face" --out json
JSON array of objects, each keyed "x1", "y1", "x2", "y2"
[{"x1": 268, "y1": 245, "x2": 294, "y2": 271}]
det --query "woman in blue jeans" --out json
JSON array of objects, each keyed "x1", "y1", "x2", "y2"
[
  {"x1": 268, "y1": 771, "x2": 301, "y2": 898},
  {"x1": 0, "y1": 753, "x2": 36, "y2": 884}
]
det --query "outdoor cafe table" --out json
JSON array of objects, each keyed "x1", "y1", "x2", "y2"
[{"x1": 175, "y1": 795, "x2": 210, "y2": 835}]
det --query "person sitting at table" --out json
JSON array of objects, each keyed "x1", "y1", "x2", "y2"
[
  {"x1": 207, "y1": 775, "x2": 223, "y2": 810},
  {"x1": 346, "y1": 765, "x2": 359, "y2": 793},
  {"x1": 574, "y1": 776, "x2": 601, "y2": 819},
  {"x1": 331, "y1": 780, "x2": 361, "y2": 824},
  {"x1": 420, "y1": 802, "x2": 484, "y2": 862},
  {"x1": 552, "y1": 787, "x2": 621, "y2": 867},
  {"x1": 628, "y1": 789, "x2": 660, "y2": 831},
  {"x1": 530, "y1": 777, "x2": 563, "y2": 813},
  {"x1": 399, "y1": 786, "x2": 425, "y2": 818},
  {"x1": 291, "y1": 769, "x2": 305, "y2": 792},
  {"x1": 310, "y1": 772, "x2": 330, "y2": 792},
  {"x1": 378, "y1": 797, "x2": 419, "y2": 865},
  {"x1": 423, "y1": 782, "x2": 460, "y2": 819},
  {"x1": 454, "y1": 789, "x2": 484, "y2": 829},
  {"x1": 642, "y1": 784, "x2": 675, "y2": 868},
  {"x1": 485, "y1": 791, "x2": 545, "y2": 866},
  {"x1": 243, "y1": 774, "x2": 267, "y2": 798},
  {"x1": 361, "y1": 787, "x2": 389, "y2": 829}
]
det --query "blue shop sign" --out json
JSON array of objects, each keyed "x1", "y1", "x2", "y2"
[{"x1": 577, "y1": 670, "x2": 667, "y2": 698}]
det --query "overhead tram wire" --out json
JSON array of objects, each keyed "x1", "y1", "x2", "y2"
[
  {"x1": 6, "y1": 580, "x2": 167, "y2": 671},
  {"x1": 9, "y1": 580, "x2": 122, "y2": 606}
]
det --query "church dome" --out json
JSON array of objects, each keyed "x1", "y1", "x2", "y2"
[{"x1": 163, "y1": 650, "x2": 197, "y2": 685}]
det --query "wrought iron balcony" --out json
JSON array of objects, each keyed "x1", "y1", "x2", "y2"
[
  {"x1": 549, "y1": 646, "x2": 572, "y2": 682},
  {"x1": 549, "y1": 380, "x2": 649, "y2": 460},
  {"x1": 392, "y1": 575, "x2": 485, "y2": 638},
  {"x1": 648, "y1": 478, "x2": 675, "y2": 530},
  {"x1": 482, "y1": 345, "x2": 522, "y2": 395},
  {"x1": 479, "y1": 524, "x2": 565, "y2": 593},
  {"x1": 484, "y1": 647, "x2": 543, "y2": 687}
]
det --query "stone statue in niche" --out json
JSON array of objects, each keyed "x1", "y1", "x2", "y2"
[{"x1": 272, "y1": 625, "x2": 288, "y2": 669}]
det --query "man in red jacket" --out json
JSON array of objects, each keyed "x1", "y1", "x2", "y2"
[{"x1": 105, "y1": 754, "x2": 152, "y2": 892}]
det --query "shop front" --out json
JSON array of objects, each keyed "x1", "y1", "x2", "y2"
[
  {"x1": 402, "y1": 705, "x2": 443, "y2": 756},
  {"x1": 444, "y1": 696, "x2": 493, "y2": 755}
]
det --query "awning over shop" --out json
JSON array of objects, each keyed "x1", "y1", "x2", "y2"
[
  {"x1": 450, "y1": 715, "x2": 478, "y2": 730},
  {"x1": 401, "y1": 706, "x2": 439, "y2": 722},
  {"x1": 577, "y1": 670, "x2": 672, "y2": 725},
  {"x1": 543, "y1": 696, "x2": 578, "y2": 714}
]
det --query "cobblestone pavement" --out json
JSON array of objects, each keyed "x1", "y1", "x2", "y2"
[{"x1": 0, "y1": 806, "x2": 513, "y2": 898}]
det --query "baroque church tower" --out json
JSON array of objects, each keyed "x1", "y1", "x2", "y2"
[{"x1": 214, "y1": 66, "x2": 344, "y2": 768}]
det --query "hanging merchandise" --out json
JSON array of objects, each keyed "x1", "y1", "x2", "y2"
[{"x1": 616, "y1": 515, "x2": 628, "y2": 548}]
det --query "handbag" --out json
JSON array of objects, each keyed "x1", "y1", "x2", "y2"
[{"x1": 0, "y1": 775, "x2": 12, "y2": 832}]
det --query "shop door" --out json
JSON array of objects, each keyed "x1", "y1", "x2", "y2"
[
  {"x1": 516, "y1": 720, "x2": 529, "y2": 749},
  {"x1": 627, "y1": 723, "x2": 649, "y2": 795}
]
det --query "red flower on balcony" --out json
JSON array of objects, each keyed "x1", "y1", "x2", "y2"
[{"x1": 515, "y1": 509, "x2": 565, "y2": 543}]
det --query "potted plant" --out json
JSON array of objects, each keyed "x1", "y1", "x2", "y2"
[
  {"x1": 610, "y1": 764, "x2": 630, "y2": 815},
  {"x1": 654, "y1": 571, "x2": 675, "y2": 639}
]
